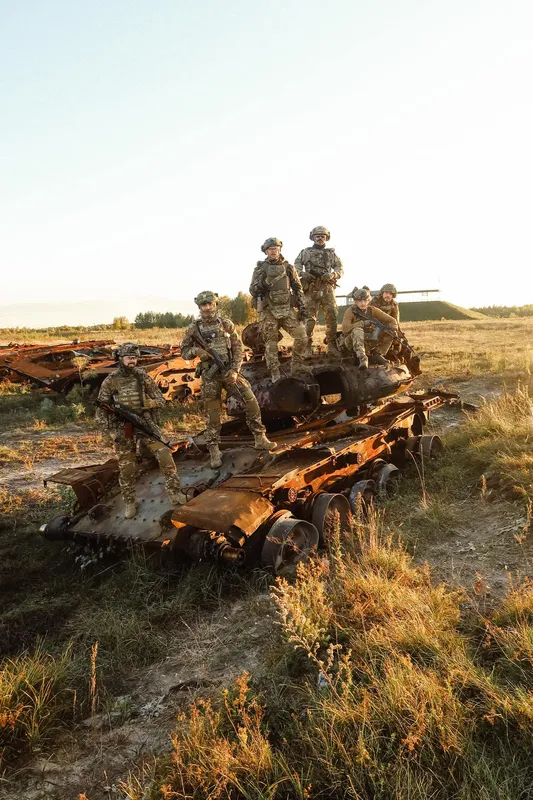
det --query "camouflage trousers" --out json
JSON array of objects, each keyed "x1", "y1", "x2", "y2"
[
  {"x1": 113, "y1": 432, "x2": 181, "y2": 505},
  {"x1": 304, "y1": 283, "x2": 338, "y2": 349},
  {"x1": 261, "y1": 308, "x2": 307, "y2": 376},
  {"x1": 201, "y1": 374, "x2": 266, "y2": 446},
  {"x1": 344, "y1": 324, "x2": 394, "y2": 357}
]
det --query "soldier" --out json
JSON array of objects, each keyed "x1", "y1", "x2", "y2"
[
  {"x1": 249, "y1": 237, "x2": 307, "y2": 383},
  {"x1": 294, "y1": 225, "x2": 343, "y2": 356},
  {"x1": 181, "y1": 291, "x2": 275, "y2": 469},
  {"x1": 371, "y1": 283, "x2": 400, "y2": 323},
  {"x1": 342, "y1": 288, "x2": 398, "y2": 369},
  {"x1": 95, "y1": 342, "x2": 186, "y2": 519}
]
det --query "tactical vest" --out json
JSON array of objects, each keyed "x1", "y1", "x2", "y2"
[
  {"x1": 303, "y1": 247, "x2": 335, "y2": 274},
  {"x1": 373, "y1": 298, "x2": 397, "y2": 318},
  {"x1": 115, "y1": 372, "x2": 143, "y2": 412},
  {"x1": 197, "y1": 317, "x2": 231, "y2": 365},
  {"x1": 261, "y1": 260, "x2": 291, "y2": 318}
]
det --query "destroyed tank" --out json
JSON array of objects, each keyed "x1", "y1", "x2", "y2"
[{"x1": 40, "y1": 327, "x2": 447, "y2": 576}]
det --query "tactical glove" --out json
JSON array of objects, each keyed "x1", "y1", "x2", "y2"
[
  {"x1": 194, "y1": 347, "x2": 211, "y2": 361},
  {"x1": 224, "y1": 370, "x2": 238, "y2": 384},
  {"x1": 143, "y1": 398, "x2": 161, "y2": 410}
]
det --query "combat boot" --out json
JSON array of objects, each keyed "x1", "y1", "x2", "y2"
[
  {"x1": 271, "y1": 368, "x2": 281, "y2": 383},
  {"x1": 124, "y1": 501, "x2": 137, "y2": 520},
  {"x1": 208, "y1": 444, "x2": 223, "y2": 469},
  {"x1": 370, "y1": 353, "x2": 388, "y2": 366},
  {"x1": 168, "y1": 489, "x2": 188, "y2": 506},
  {"x1": 254, "y1": 433, "x2": 276, "y2": 451},
  {"x1": 357, "y1": 354, "x2": 369, "y2": 370}
]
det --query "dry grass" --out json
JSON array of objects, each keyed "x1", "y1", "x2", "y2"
[
  {"x1": 0, "y1": 434, "x2": 101, "y2": 468},
  {"x1": 400, "y1": 317, "x2": 533, "y2": 379},
  {"x1": 119, "y1": 515, "x2": 533, "y2": 799}
]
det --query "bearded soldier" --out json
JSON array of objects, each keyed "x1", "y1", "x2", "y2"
[
  {"x1": 95, "y1": 343, "x2": 186, "y2": 519},
  {"x1": 249, "y1": 238, "x2": 307, "y2": 382},
  {"x1": 342, "y1": 288, "x2": 398, "y2": 369},
  {"x1": 181, "y1": 291, "x2": 275, "y2": 469},
  {"x1": 370, "y1": 283, "x2": 400, "y2": 323},
  {"x1": 294, "y1": 225, "x2": 343, "y2": 356}
]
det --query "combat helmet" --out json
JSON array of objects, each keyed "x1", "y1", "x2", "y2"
[
  {"x1": 353, "y1": 288, "x2": 371, "y2": 301},
  {"x1": 309, "y1": 225, "x2": 330, "y2": 241},
  {"x1": 194, "y1": 290, "x2": 218, "y2": 306},
  {"x1": 116, "y1": 342, "x2": 141, "y2": 358},
  {"x1": 261, "y1": 237, "x2": 283, "y2": 253},
  {"x1": 380, "y1": 283, "x2": 397, "y2": 297}
]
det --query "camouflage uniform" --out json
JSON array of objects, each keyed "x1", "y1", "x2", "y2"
[
  {"x1": 294, "y1": 226, "x2": 343, "y2": 354},
  {"x1": 249, "y1": 239, "x2": 307, "y2": 379},
  {"x1": 95, "y1": 361, "x2": 182, "y2": 507},
  {"x1": 342, "y1": 292, "x2": 398, "y2": 363},
  {"x1": 181, "y1": 300, "x2": 271, "y2": 462},
  {"x1": 370, "y1": 283, "x2": 400, "y2": 323}
]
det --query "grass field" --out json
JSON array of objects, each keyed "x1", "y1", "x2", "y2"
[{"x1": 1, "y1": 318, "x2": 532, "y2": 799}]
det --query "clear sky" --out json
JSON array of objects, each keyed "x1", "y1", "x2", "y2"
[{"x1": 1, "y1": 0, "x2": 532, "y2": 326}]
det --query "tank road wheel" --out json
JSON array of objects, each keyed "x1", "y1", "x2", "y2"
[
  {"x1": 311, "y1": 493, "x2": 351, "y2": 547},
  {"x1": 261, "y1": 514, "x2": 319, "y2": 577},
  {"x1": 419, "y1": 434, "x2": 444, "y2": 459},
  {"x1": 371, "y1": 462, "x2": 400, "y2": 497},
  {"x1": 39, "y1": 515, "x2": 71, "y2": 541},
  {"x1": 348, "y1": 480, "x2": 376, "y2": 515},
  {"x1": 405, "y1": 434, "x2": 444, "y2": 461}
]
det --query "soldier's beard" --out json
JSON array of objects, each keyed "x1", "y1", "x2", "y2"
[
  {"x1": 200, "y1": 308, "x2": 217, "y2": 322},
  {"x1": 119, "y1": 361, "x2": 136, "y2": 375}
]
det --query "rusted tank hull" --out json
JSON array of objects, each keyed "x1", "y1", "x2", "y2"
[
  {"x1": 228, "y1": 356, "x2": 413, "y2": 419},
  {"x1": 40, "y1": 391, "x2": 450, "y2": 574}
]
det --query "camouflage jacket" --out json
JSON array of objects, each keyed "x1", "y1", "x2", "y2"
[
  {"x1": 181, "y1": 316, "x2": 243, "y2": 374},
  {"x1": 342, "y1": 305, "x2": 398, "y2": 336},
  {"x1": 95, "y1": 367, "x2": 166, "y2": 431},
  {"x1": 371, "y1": 296, "x2": 400, "y2": 323},
  {"x1": 294, "y1": 245, "x2": 344, "y2": 284},
  {"x1": 249, "y1": 258, "x2": 305, "y2": 312}
]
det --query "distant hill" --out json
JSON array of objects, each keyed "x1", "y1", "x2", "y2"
[{"x1": 334, "y1": 300, "x2": 488, "y2": 323}]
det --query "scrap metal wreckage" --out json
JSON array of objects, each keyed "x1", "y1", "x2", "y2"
[
  {"x1": 39, "y1": 326, "x2": 455, "y2": 575},
  {"x1": 0, "y1": 340, "x2": 201, "y2": 401}
]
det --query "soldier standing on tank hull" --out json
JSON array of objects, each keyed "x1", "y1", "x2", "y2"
[
  {"x1": 294, "y1": 225, "x2": 344, "y2": 357},
  {"x1": 95, "y1": 343, "x2": 186, "y2": 520},
  {"x1": 342, "y1": 288, "x2": 398, "y2": 369},
  {"x1": 181, "y1": 291, "x2": 275, "y2": 469},
  {"x1": 249, "y1": 238, "x2": 307, "y2": 383},
  {"x1": 371, "y1": 283, "x2": 400, "y2": 323}
]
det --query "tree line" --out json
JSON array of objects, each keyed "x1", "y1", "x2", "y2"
[
  {"x1": 133, "y1": 311, "x2": 195, "y2": 329},
  {"x1": 133, "y1": 292, "x2": 257, "y2": 329},
  {"x1": 471, "y1": 305, "x2": 533, "y2": 318}
]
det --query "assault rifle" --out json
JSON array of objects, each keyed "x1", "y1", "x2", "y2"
[
  {"x1": 351, "y1": 307, "x2": 418, "y2": 358},
  {"x1": 96, "y1": 400, "x2": 177, "y2": 450},
  {"x1": 190, "y1": 329, "x2": 246, "y2": 403}
]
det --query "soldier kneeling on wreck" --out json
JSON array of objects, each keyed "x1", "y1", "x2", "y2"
[
  {"x1": 181, "y1": 291, "x2": 275, "y2": 469},
  {"x1": 342, "y1": 288, "x2": 398, "y2": 369},
  {"x1": 96, "y1": 343, "x2": 186, "y2": 519}
]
